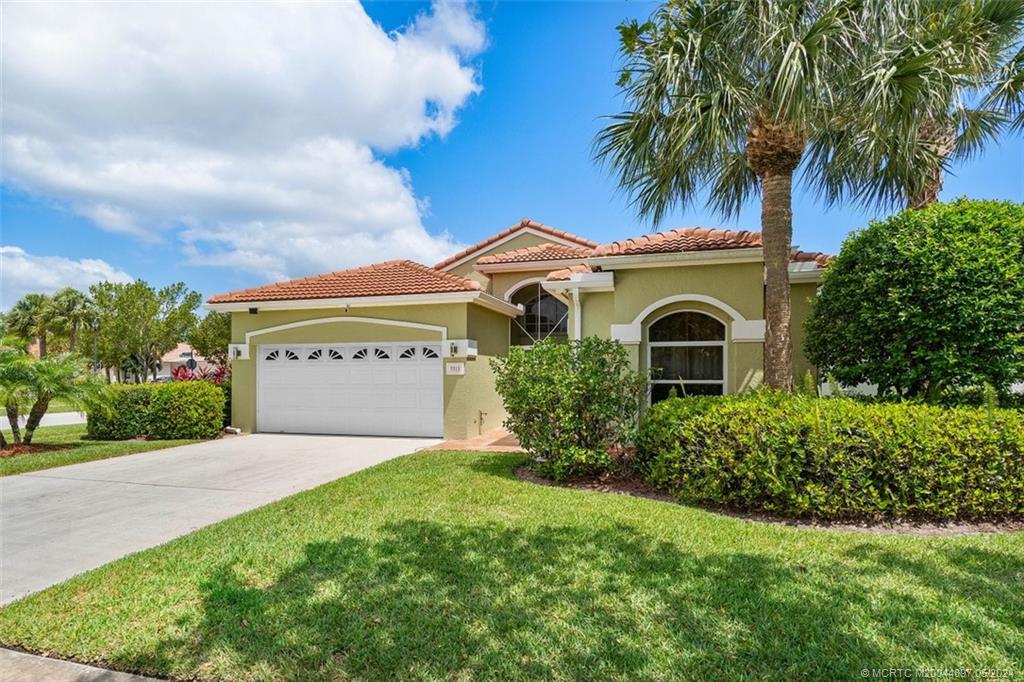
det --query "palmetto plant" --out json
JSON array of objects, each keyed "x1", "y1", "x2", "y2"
[
  {"x1": 0, "y1": 337, "x2": 33, "y2": 448},
  {"x1": 595, "y1": 0, "x2": 1021, "y2": 390},
  {"x1": 18, "y1": 354, "x2": 101, "y2": 445}
]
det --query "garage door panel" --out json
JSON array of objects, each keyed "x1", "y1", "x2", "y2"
[{"x1": 257, "y1": 342, "x2": 442, "y2": 437}]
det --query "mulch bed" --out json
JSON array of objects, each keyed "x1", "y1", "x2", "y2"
[
  {"x1": 514, "y1": 465, "x2": 1024, "y2": 537},
  {"x1": 1, "y1": 444, "x2": 72, "y2": 458}
]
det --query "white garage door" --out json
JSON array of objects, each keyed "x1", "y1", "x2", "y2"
[{"x1": 257, "y1": 342, "x2": 443, "y2": 437}]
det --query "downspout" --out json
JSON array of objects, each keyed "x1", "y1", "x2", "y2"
[{"x1": 571, "y1": 289, "x2": 582, "y2": 340}]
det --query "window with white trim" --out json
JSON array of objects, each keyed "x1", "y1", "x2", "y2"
[
  {"x1": 647, "y1": 311, "x2": 726, "y2": 402},
  {"x1": 509, "y1": 282, "x2": 568, "y2": 346}
]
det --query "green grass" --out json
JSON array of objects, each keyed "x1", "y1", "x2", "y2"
[
  {"x1": 0, "y1": 424, "x2": 198, "y2": 476},
  {"x1": 1, "y1": 451, "x2": 1021, "y2": 680}
]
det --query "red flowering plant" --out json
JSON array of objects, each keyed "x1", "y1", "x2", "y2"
[{"x1": 171, "y1": 365, "x2": 230, "y2": 384}]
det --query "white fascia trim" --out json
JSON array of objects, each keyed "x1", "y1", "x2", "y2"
[
  {"x1": 587, "y1": 247, "x2": 763, "y2": 270},
  {"x1": 474, "y1": 259, "x2": 587, "y2": 274},
  {"x1": 242, "y1": 316, "x2": 447, "y2": 349},
  {"x1": 788, "y1": 263, "x2": 825, "y2": 283},
  {"x1": 439, "y1": 227, "x2": 594, "y2": 272},
  {"x1": 207, "y1": 291, "x2": 521, "y2": 317},
  {"x1": 541, "y1": 271, "x2": 615, "y2": 294}
]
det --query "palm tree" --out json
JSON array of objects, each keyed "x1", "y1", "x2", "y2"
[
  {"x1": 0, "y1": 337, "x2": 33, "y2": 447},
  {"x1": 595, "y1": 0, "x2": 1011, "y2": 389},
  {"x1": 20, "y1": 354, "x2": 100, "y2": 445},
  {"x1": 6, "y1": 293, "x2": 53, "y2": 357},
  {"x1": 811, "y1": 1, "x2": 1024, "y2": 209},
  {"x1": 597, "y1": 0, "x2": 885, "y2": 389},
  {"x1": 48, "y1": 287, "x2": 96, "y2": 353}
]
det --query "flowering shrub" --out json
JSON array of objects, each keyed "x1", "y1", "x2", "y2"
[{"x1": 171, "y1": 365, "x2": 229, "y2": 383}]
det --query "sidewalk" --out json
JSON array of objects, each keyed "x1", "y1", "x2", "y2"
[
  {"x1": 1, "y1": 411, "x2": 86, "y2": 431},
  {"x1": 0, "y1": 648, "x2": 160, "y2": 681}
]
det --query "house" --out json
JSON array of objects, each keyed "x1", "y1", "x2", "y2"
[
  {"x1": 206, "y1": 218, "x2": 827, "y2": 439},
  {"x1": 157, "y1": 343, "x2": 209, "y2": 378}
]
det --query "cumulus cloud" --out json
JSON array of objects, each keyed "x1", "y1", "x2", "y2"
[
  {"x1": 1, "y1": 1, "x2": 483, "y2": 278},
  {"x1": 0, "y1": 247, "x2": 134, "y2": 309}
]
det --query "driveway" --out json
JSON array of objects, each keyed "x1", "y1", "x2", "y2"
[{"x1": 0, "y1": 433, "x2": 438, "y2": 604}]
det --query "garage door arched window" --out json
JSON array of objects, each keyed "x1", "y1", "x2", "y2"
[
  {"x1": 509, "y1": 281, "x2": 568, "y2": 347},
  {"x1": 647, "y1": 311, "x2": 726, "y2": 402}
]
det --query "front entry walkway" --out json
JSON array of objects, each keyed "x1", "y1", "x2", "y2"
[
  {"x1": 430, "y1": 428, "x2": 524, "y2": 452},
  {"x1": 1, "y1": 433, "x2": 438, "y2": 605}
]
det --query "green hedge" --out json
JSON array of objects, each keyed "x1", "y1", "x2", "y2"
[
  {"x1": 86, "y1": 385, "x2": 154, "y2": 440},
  {"x1": 87, "y1": 382, "x2": 225, "y2": 441},
  {"x1": 637, "y1": 392, "x2": 1024, "y2": 520}
]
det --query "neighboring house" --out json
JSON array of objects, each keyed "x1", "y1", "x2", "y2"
[
  {"x1": 158, "y1": 343, "x2": 209, "y2": 378},
  {"x1": 207, "y1": 218, "x2": 828, "y2": 439}
]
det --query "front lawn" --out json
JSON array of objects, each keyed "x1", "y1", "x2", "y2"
[
  {"x1": 0, "y1": 424, "x2": 198, "y2": 476},
  {"x1": 1, "y1": 451, "x2": 1021, "y2": 680}
]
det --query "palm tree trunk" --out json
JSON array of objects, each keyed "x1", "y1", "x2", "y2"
[
  {"x1": 761, "y1": 171, "x2": 794, "y2": 391},
  {"x1": 908, "y1": 118, "x2": 954, "y2": 209},
  {"x1": 22, "y1": 398, "x2": 50, "y2": 445},
  {"x1": 0, "y1": 429, "x2": 7, "y2": 449},
  {"x1": 6, "y1": 402, "x2": 22, "y2": 444},
  {"x1": 908, "y1": 164, "x2": 942, "y2": 209},
  {"x1": 38, "y1": 333, "x2": 47, "y2": 358}
]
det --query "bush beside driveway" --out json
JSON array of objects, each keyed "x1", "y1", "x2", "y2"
[{"x1": 2, "y1": 450, "x2": 1021, "y2": 680}]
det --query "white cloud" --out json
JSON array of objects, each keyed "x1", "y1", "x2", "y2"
[
  {"x1": 1, "y1": 1, "x2": 482, "y2": 279},
  {"x1": 0, "y1": 246, "x2": 134, "y2": 310}
]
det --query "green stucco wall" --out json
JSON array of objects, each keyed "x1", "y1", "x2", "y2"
[{"x1": 790, "y1": 282, "x2": 819, "y2": 384}]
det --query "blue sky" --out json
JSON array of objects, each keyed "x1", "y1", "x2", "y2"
[{"x1": 2, "y1": 1, "x2": 1022, "y2": 308}]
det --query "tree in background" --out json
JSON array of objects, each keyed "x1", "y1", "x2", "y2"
[
  {"x1": 48, "y1": 287, "x2": 96, "y2": 353},
  {"x1": 6, "y1": 293, "x2": 53, "y2": 356},
  {"x1": 187, "y1": 312, "x2": 231, "y2": 367},
  {"x1": 813, "y1": 2, "x2": 1024, "y2": 210},
  {"x1": 805, "y1": 199, "x2": 1024, "y2": 401},
  {"x1": 596, "y1": 0, "x2": 1022, "y2": 390},
  {"x1": 89, "y1": 280, "x2": 201, "y2": 382}
]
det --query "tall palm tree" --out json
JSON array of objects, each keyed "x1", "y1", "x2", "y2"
[
  {"x1": 597, "y1": 0, "x2": 895, "y2": 389},
  {"x1": 48, "y1": 287, "x2": 96, "y2": 353},
  {"x1": 595, "y1": 0, "x2": 1009, "y2": 389},
  {"x1": 6, "y1": 293, "x2": 53, "y2": 357},
  {"x1": 0, "y1": 337, "x2": 32, "y2": 447},
  {"x1": 811, "y1": 1, "x2": 1024, "y2": 209}
]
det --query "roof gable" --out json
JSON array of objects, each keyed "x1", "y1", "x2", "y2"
[
  {"x1": 475, "y1": 242, "x2": 594, "y2": 266},
  {"x1": 434, "y1": 218, "x2": 596, "y2": 271}
]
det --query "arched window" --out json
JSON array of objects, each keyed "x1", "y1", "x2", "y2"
[
  {"x1": 647, "y1": 311, "x2": 725, "y2": 402},
  {"x1": 509, "y1": 282, "x2": 568, "y2": 346}
]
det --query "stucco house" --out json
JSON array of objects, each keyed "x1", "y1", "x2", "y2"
[{"x1": 207, "y1": 218, "x2": 827, "y2": 439}]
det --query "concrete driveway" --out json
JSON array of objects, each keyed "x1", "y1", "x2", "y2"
[{"x1": 0, "y1": 433, "x2": 438, "y2": 604}]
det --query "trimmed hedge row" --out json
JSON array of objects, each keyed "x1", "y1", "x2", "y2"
[
  {"x1": 636, "y1": 392, "x2": 1024, "y2": 520},
  {"x1": 87, "y1": 381, "x2": 225, "y2": 440}
]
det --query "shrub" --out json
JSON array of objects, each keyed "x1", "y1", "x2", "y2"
[
  {"x1": 806, "y1": 199, "x2": 1024, "y2": 400},
  {"x1": 491, "y1": 337, "x2": 648, "y2": 480},
  {"x1": 638, "y1": 391, "x2": 1024, "y2": 520},
  {"x1": 148, "y1": 381, "x2": 225, "y2": 439},
  {"x1": 86, "y1": 384, "x2": 154, "y2": 440},
  {"x1": 87, "y1": 381, "x2": 224, "y2": 440}
]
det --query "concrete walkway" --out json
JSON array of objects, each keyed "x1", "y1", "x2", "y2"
[
  {"x1": 0, "y1": 647, "x2": 158, "y2": 681},
  {"x1": 1, "y1": 411, "x2": 87, "y2": 431},
  {"x1": 1, "y1": 433, "x2": 438, "y2": 604}
]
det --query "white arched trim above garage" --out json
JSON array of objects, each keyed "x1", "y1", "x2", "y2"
[
  {"x1": 610, "y1": 293, "x2": 766, "y2": 344},
  {"x1": 228, "y1": 316, "x2": 449, "y2": 360}
]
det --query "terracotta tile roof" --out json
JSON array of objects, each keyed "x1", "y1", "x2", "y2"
[
  {"x1": 546, "y1": 263, "x2": 593, "y2": 281},
  {"x1": 591, "y1": 227, "x2": 763, "y2": 257},
  {"x1": 790, "y1": 250, "x2": 831, "y2": 267},
  {"x1": 434, "y1": 218, "x2": 597, "y2": 270},
  {"x1": 592, "y1": 227, "x2": 830, "y2": 267},
  {"x1": 208, "y1": 260, "x2": 481, "y2": 304},
  {"x1": 476, "y1": 242, "x2": 594, "y2": 266}
]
